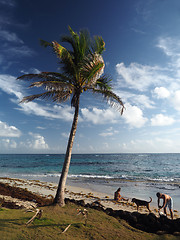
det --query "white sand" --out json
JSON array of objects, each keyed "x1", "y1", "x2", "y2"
[{"x1": 0, "y1": 177, "x2": 179, "y2": 219}]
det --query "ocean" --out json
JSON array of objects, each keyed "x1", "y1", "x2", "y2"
[{"x1": 0, "y1": 153, "x2": 180, "y2": 211}]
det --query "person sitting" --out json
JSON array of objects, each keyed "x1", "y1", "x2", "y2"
[{"x1": 114, "y1": 188, "x2": 129, "y2": 201}]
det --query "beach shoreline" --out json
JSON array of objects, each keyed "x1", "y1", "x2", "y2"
[
  {"x1": 1, "y1": 153, "x2": 179, "y2": 214},
  {"x1": 0, "y1": 177, "x2": 179, "y2": 219}
]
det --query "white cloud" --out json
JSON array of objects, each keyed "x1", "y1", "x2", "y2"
[
  {"x1": 0, "y1": 30, "x2": 23, "y2": 43},
  {"x1": 89, "y1": 145, "x2": 95, "y2": 151},
  {"x1": 171, "y1": 90, "x2": 180, "y2": 111},
  {"x1": 0, "y1": 15, "x2": 11, "y2": 26},
  {"x1": 136, "y1": 95, "x2": 155, "y2": 108},
  {"x1": 19, "y1": 102, "x2": 74, "y2": 121},
  {"x1": 157, "y1": 37, "x2": 180, "y2": 57},
  {"x1": 0, "y1": 30, "x2": 34, "y2": 71},
  {"x1": 116, "y1": 90, "x2": 155, "y2": 109},
  {"x1": 36, "y1": 126, "x2": 46, "y2": 130},
  {"x1": 81, "y1": 107, "x2": 120, "y2": 124},
  {"x1": 150, "y1": 127, "x2": 180, "y2": 137},
  {"x1": 115, "y1": 36, "x2": 180, "y2": 105},
  {"x1": 28, "y1": 132, "x2": 49, "y2": 150},
  {"x1": 153, "y1": 87, "x2": 170, "y2": 99},
  {"x1": 122, "y1": 103, "x2": 148, "y2": 128},
  {"x1": 61, "y1": 132, "x2": 69, "y2": 138},
  {"x1": 150, "y1": 114, "x2": 175, "y2": 126},
  {"x1": 115, "y1": 36, "x2": 180, "y2": 120},
  {"x1": 1, "y1": 139, "x2": 17, "y2": 149},
  {"x1": 0, "y1": 0, "x2": 15, "y2": 7},
  {"x1": 0, "y1": 74, "x2": 75, "y2": 121},
  {"x1": 0, "y1": 74, "x2": 123, "y2": 125},
  {"x1": 102, "y1": 142, "x2": 109, "y2": 150},
  {"x1": 116, "y1": 62, "x2": 171, "y2": 91},
  {"x1": 3, "y1": 45, "x2": 35, "y2": 57},
  {"x1": 1, "y1": 73, "x2": 150, "y2": 130},
  {"x1": 0, "y1": 74, "x2": 23, "y2": 99},
  {"x1": 156, "y1": 37, "x2": 180, "y2": 78},
  {"x1": 0, "y1": 31, "x2": 34, "y2": 68},
  {"x1": 20, "y1": 68, "x2": 41, "y2": 75},
  {"x1": 99, "y1": 127, "x2": 119, "y2": 137},
  {"x1": 0, "y1": 121, "x2": 21, "y2": 137},
  {"x1": 131, "y1": 94, "x2": 155, "y2": 109},
  {"x1": 131, "y1": 28, "x2": 146, "y2": 35},
  {"x1": 119, "y1": 137, "x2": 176, "y2": 153},
  {"x1": 155, "y1": 137, "x2": 173, "y2": 145},
  {"x1": 99, "y1": 132, "x2": 113, "y2": 137}
]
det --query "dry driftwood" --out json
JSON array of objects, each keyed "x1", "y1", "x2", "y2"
[
  {"x1": 62, "y1": 224, "x2": 71, "y2": 233},
  {"x1": 26, "y1": 208, "x2": 43, "y2": 226},
  {"x1": 61, "y1": 208, "x2": 89, "y2": 234},
  {"x1": 77, "y1": 208, "x2": 88, "y2": 225},
  {"x1": 77, "y1": 208, "x2": 88, "y2": 216}
]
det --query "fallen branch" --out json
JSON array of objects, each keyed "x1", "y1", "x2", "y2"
[
  {"x1": 26, "y1": 209, "x2": 43, "y2": 226},
  {"x1": 62, "y1": 224, "x2": 71, "y2": 233},
  {"x1": 77, "y1": 208, "x2": 88, "y2": 225}
]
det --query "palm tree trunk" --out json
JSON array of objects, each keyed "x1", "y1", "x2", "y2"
[{"x1": 53, "y1": 95, "x2": 80, "y2": 206}]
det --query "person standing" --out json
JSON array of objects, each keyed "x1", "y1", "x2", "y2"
[{"x1": 156, "y1": 192, "x2": 173, "y2": 219}]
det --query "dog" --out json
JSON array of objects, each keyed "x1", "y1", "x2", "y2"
[{"x1": 132, "y1": 197, "x2": 152, "y2": 212}]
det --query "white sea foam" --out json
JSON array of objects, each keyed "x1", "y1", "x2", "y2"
[
  {"x1": 13, "y1": 173, "x2": 179, "y2": 184},
  {"x1": 68, "y1": 174, "x2": 113, "y2": 179},
  {"x1": 19, "y1": 173, "x2": 114, "y2": 179}
]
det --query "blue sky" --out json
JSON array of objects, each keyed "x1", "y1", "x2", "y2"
[{"x1": 1, "y1": 0, "x2": 180, "y2": 153}]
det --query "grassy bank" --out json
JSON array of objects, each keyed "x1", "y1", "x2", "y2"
[{"x1": 0, "y1": 202, "x2": 179, "y2": 240}]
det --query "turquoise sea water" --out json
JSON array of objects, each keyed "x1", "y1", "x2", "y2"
[
  {"x1": 0, "y1": 153, "x2": 179, "y2": 181},
  {"x1": 0, "y1": 153, "x2": 180, "y2": 210}
]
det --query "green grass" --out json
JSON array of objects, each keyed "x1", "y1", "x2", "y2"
[{"x1": 0, "y1": 203, "x2": 179, "y2": 240}]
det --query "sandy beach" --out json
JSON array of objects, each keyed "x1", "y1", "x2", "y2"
[{"x1": 0, "y1": 177, "x2": 179, "y2": 219}]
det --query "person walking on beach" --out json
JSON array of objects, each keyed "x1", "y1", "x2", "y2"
[
  {"x1": 156, "y1": 192, "x2": 173, "y2": 219},
  {"x1": 114, "y1": 188, "x2": 129, "y2": 201}
]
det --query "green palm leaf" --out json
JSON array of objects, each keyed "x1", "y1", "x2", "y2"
[{"x1": 21, "y1": 90, "x2": 71, "y2": 103}]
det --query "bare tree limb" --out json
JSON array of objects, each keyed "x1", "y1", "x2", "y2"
[
  {"x1": 62, "y1": 224, "x2": 71, "y2": 233},
  {"x1": 25, "y1": 209, "x2": 43, "y2": 226}
]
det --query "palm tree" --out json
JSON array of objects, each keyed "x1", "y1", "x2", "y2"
[{"x1": 18, "y1": 26, "x2": 124, "y2": 206}]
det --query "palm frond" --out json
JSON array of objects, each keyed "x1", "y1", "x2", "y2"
[
  {"x1": 61, "y1": 34, "x2": 78, "y2": 61},
  {"x1": 17, "y1": 72, "x2": 71, "y2": 83},
  {"x1": 53, "y1": 91, "x2": 72, "y2": 103},
  {"x1": 79, "y1": 30, "x2": 90, "y2": 56},
  {"x1": 40, "y1": 39, "x2": 53, "y2": 48},
  {"x1": 81, "y1": 61, "x2": 104, "y2": 86},
  {"x1": 18, "y1": 74, "x2": 41, "y2": 81},
  {"x1": 52, "y1": 41, "x2": 73, "y2": 62},
  {"x1": 88, "y1": 88, "x2": 124, "y2": 114},
  {"x1": 68, "y1": 26, "x2": 79, "y2": 41},
  {"x1": 95, "y1": 76, "x2": 112, "y2": 91},
  {"x1": 80, "y1": 53, "x2": 105, "y2": 86},
  {"x1": 91, "y1": 36, "x2": 105, "y2": 54},
  {"x1": 62, "y1": 27, "x2": 90, "y2": 65},
  {"x1": 21, "y1": 90, "x2": 71, "y2": 104},
  {"x1": 52, "y1": 41, "x2": 77, "y2": 77},
  {"x1": 20, "y1": 92, "x2": 55, "y2": 103},
  {"x1": 29, "y1": 80, "x2": 73, "y2": 90},
  {"x1": 40, "y1": 72, "x2": 71, "y2": 81}
]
